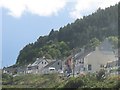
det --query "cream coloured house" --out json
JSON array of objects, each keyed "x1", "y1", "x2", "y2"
[
  {"x1": 84, "y1": 48, "x2": 116, "y2": 73},
  {"x1": 83, "y1": 39, "x2": 116, "y2": 73}
]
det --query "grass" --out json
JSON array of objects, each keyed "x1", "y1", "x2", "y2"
[
  {"x1": 2, "y1": 73, "x2": 120, "y2": 89},
  {"x1": 2, "y1": 73, "x2": 64, "y2": 88}
]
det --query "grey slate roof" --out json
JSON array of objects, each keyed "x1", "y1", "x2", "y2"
[
  {"x1": 17, "y1": 66, "x2": 27, "y2": 72},
  {"x1": 44, "y1": 61, "x2": 56, "y2": 68},
  {"x1": 30, "y1": 58, "x2": 50, "y2": 67},
  {"x1": 74, "y1": 49, "x2": 92, "y2": 60},
  {"x1": 3, "y1": 67, "x2": 17, "y2": 74},
  {"x1": 31, "y1": 58, "x2": 43, "y2": 66}
]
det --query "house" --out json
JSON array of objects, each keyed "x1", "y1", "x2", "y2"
[
  {"x1": 3, "y1": 67, "x2": 17, "y2": 75},
  {"x1": 26, "y1": 58, "x2": 49, "y2": 74},
  {"x1": 106, "y1": 60, "x2": 120, "y2": 76},
  {"x1": 105, "y1": 48, "x2": 120, "y2": 76},
  {"x1": 62, "y1": 39, "x2": 117, "y2": 76},
  {"x1": 63, "y1": 48, "x2": 92, "y2": 76},
  {"x1": 42, "y1": 60, "x2": 62, "y2": 74},
  {"x1": 83, "y1": 39, "x2": 116, "y2": 73},
  {"x1": 73, "y1": 49, "x2": 92, "y2": 75},
  {"x1": 62, "y1": 47, "x2": 93, "y2": 76},
  {"x1": 64, "y1": 56, "x2": 73, "y2": 76},
  {"x1": 17, "y1": 66, "x2": 27, "y2": 75}
]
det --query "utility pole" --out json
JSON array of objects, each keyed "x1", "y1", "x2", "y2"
[
  {"x1": 73, "y1": 57, "x2": 75, "y2": 77},
  {"x1": 72, "y1": 48, "x2": 75, "y2": 77}
]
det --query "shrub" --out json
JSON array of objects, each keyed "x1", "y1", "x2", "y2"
[
  {"x1": 2, "y1": 73, "x2": 13, "y2": 85},
  {"x1": 96, "y1": 69, "x2": 106, "y2": 81},
  {"x1": 63, "y1": 77, "x2": 84, "y2": 88}
]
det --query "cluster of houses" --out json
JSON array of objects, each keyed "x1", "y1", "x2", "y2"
[{"x1": 3, "y1": 39, "x2": 120, "y2": 77}]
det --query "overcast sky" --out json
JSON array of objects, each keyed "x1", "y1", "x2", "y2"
[{"x1": 0, "y1": 0, "x2": 119, "y2": 68}]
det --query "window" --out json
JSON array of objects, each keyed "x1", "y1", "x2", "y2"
[
  {"x1": 80, "y1": 59, "x2": 84, "y2": 64},
  {"x1": 36, "y1": 66, "x2": 38, "y2": 69},
  {"x1": 88, "y1": 64, "x2": 92, "y2": 70},
  {"x1": 83, "y1": 67, "x2": 86, "y2": 71},
  {"x1": 50, "y1": 69, "x2": 55, "y2": 71},
  {"x1": 28, "y1": 67, "x2": 31, "y2": 70},
  {"x1": 45, "y1": 62, "x2": 46, "y2": 64},
  {"x1": 58, "y1": 62, "x2": 59, "y2": 65},
  {"x1": 100, "y1": 64, "x2": 104, "y2": 68},
  {"x1": 115, "y1": 62, "x2": 118, "y2": 66},
  {"x1": 42, "y1": 62, "x2": 43, "y2": 64},
  {"x1": 81, "y1": 61, "x2": 84, "y2": 64}
]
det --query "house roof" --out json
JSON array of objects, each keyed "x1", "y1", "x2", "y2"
[
  {"x1": 30, "y1": 58, "x2": 51, "y2": 67},
  {"x1": 43, "y1": 60, "x2": 61, "y2": 69},
  {"x1": 17, "y1": 66, "x2": 27, "y2": 72},
  {"x1": 74, "y1": 49, "x2": 92, "y2": 60},
  {"x1": 27, "y1": 64, "x2": 32, "y2": 67},
  {"x1": 45, "y1": 59, "x2": 56, "y2": 63},
  {"x1": 44, "y1": 61, "x2": 56, "y2": 68},
  {"x1": 3, "y1": 67, "x2": 17, "y2": 73},
  {"x1": 31, "y1": 58, "x2": 43, "y2": 66},
  {"x1": 74, "y1": 39, "x2": 116, "y2": 60}
]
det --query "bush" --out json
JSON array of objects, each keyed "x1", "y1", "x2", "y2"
[
  {"x1": 63, "y1": 77, "x2": 84, "y2": 88},
  {"x1": 96, "y1": 69, "x2": 106, "y2": 81},
  {"x1": 2, "y1": 73, "x2": 13, "y2": 85}
]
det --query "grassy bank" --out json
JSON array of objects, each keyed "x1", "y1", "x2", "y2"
[{"x1": 2, "y1": 73, "x2": 120, "y2": 89}]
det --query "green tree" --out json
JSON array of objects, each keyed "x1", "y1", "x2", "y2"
[
  {"x1": 16, "y1": 4, "x2": 118, "y2": 65},
  {"x1": 108, "y1": 36, "x2": 118, "y2": 49}
]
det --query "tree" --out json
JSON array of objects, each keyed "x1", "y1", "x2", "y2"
[
  {"x1": 85, "y1": 38, "x2": 100, "y2": 50},
  {"x1": 16, "y1": 4, "x2": 118, "y2": 65},
  {"x1": 90, "y1": 38, "x2": 101, "y2": 48},
  {"x1": 108, "y1": 36, "x2": 118, "y2": 49}
]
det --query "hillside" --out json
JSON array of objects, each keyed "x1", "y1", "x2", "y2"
[{"x1": 16, "y1": 4, "x2": 118, "y2": 66}]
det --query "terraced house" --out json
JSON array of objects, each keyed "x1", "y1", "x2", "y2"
[
  {"x1": 65, "y1": 39, "x2": 117, "y2": 76},
  {"x1": 3, "y1": 39, "x2": 118, "y2": 77}
]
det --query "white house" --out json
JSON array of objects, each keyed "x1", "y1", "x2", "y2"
[{"x1": 26, "y1": 58, "x2": 49, "y2": 74}]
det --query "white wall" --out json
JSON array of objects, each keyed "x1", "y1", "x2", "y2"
[{"x1": 84, "y1": 50, "x2": 116, "y2": 73}]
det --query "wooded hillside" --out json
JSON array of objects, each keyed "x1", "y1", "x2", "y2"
[{"x1": 16, "y1": 4, "x2": 118, "y2": 66}]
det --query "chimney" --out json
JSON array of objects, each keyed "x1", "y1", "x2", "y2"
[
  {"x1": 95, "y1": 47, "x2": 99, "y2": 51},
  {"x1": 81, "y1": 48, "x2": 84, "y2": 53}
]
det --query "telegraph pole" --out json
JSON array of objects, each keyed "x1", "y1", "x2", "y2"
[
  {"x1": 72, "y1": 48, "x2": 75, "y2": 77},
  {"x1": 73, "y1": 57, "x2": 75, "y2": 77}
]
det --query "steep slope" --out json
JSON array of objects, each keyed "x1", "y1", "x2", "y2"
[{"x1": 16, "y1": 4, "x2": 118, "y2": 66}]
